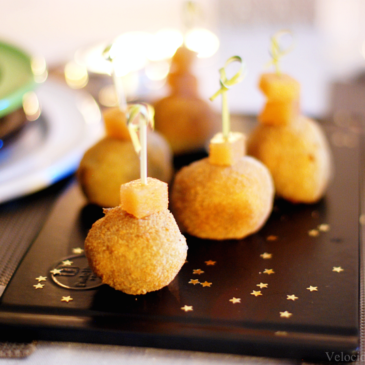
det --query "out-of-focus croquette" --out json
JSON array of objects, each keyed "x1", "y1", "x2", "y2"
[
  {"x1": 154, "y1": 96, "x2": 219, "y2": 154},
  {"x1": 77, "y1": 133, "x2": 173, "y2": 207},
  {"x1": 85, "y1": 207, "x2": 188, "y2": 295},
  {"x1": 171, "y1": 157, "x2": 274, "y2": 240},
  {"x1": 247, "y1": 116, "x2": 332, "y2": 203},
  {"x1": 153, "y1": 46, "x2": 219, "y2": 155}
]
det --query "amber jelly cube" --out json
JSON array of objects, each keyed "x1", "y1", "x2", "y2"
[
  {"x1": 259, "y1": 100, "x2": 300, "y2": 126},
  {"x1": 259, "y1": 73, "x2": 300, "y2": 102},
  {"x1": 209, "y1": 132, "x2": 245, "y2": 166},
  {"x1": 103, "y1": 107, "x2": 131, "y2": 140},
  {"x1": 120, "y1": 177, "x2": 168, "y2": 219}
]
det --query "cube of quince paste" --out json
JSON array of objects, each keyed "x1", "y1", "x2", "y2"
[
  {"x1": 209, "y1": 132, "x2": 245, "y2": 166},
  {"x1": 259, "y1": 100, "x2": 300, "y2": 126},
  {"x1": 259, "y1": 73, "x2": 300, "y2": 102},
  {"x1": 120, "y1": 177, "x2": 168, "y2": 218},
  {"x1": 103, "y1": 107, "x2": 131, "y2": 140}
]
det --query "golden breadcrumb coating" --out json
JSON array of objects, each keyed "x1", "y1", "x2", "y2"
[
  {"x1": 171, "y1": 157, "x2": 274, "y2": 240},
  {"x1": 247, "y1": 116, "x2": 332, "y2": 203},
  {"x1": 77, "y1": 133, "x2": 173, "y2": 207},
  {"x1": 85, "y1": 207, "x2": 188, "y2": 295}
]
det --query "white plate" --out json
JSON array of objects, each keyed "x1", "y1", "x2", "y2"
[{"x1": 0, "y1": 79, "x2": 104, "y2": 203}]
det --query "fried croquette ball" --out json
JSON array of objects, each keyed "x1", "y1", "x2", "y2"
[
  {"x1": 171, "y1": 157, "x2": 274, "y2": 240},
  {"x1": 77, "y1": 133, "x2": 173, "y2": 207},
  {"x1": 154, "y1": 46, "x2": 219, "y2": 155},
  {"x1": 154, "y1": 95, "x2": 219, "y2": 154},
  {"x1": 247, "y1": 116, "x2": 332, "y2": 203},
  {"x1": 84, "y1": 206, "x2": 188, "y2": 295}
]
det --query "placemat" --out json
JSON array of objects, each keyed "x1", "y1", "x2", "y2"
[
  {"x1": 0, "y1": 177, "x2": 72, "y2": 296},
  {"x1": 0, "y1": 341, "x2": 36, "y2": 358},
  {"x1": 0, "y1": 177, "x2": 73, "y2": 358}
]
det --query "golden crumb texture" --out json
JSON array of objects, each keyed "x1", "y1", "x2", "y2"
[
  {"x1": 247, "y1": 116, "x2": 333, "y2": 203},
  {"x1": 84, "y1": 207, "x2": 187, "y2": 295},
  {"x1": 171, "y1": 157, "x2": 274, "y2": 240}
]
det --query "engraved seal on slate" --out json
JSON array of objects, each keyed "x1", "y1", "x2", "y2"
[{"x1": 50, "y1": 255, "x2": 103, "y2": 290}]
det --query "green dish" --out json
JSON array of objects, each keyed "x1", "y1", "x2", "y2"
[{"x1": 0, "y1": 41, "x2": 36, "y2": 118}]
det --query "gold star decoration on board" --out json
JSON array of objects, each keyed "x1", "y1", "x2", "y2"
[
  {"x1": 72, "y1": 247, "x2": 84, "y2": 254},
  {"x1": 61, "y1": 296, "x2": 73, "y2": 303},
  {"x1": 181, "y1": 305, "x2": 193, "y2": 312},
  {"x1": 318, "y1": 224, "x2": 330, "y2": 232},
  {"x1": 35, "y1": 276, "x2": 47, "y2": 282},
  {"x1": 308, "y1": 229, "x2": 319, "y2": 237},
  {"x1": 307, "y1": 286, "x2": 318, "y2": 292},
  {"x1": 266, "y1": 235, "x2": 278, "y2": 241},
  {"x1": 280, "y1": 311, "x2": 292, "y2": 318},
  {"x1": 333, "y1": 266, "x2": 344, "y2": 273},
  {"x1": 263, "y1": 269, "x2": 275, "y2": 275},
  {"x1": 275, "y1": 331, "x2": 288, "y2": 336},
  {"x1": 229, "y1": 297, "x2": 241, "y2": 304},
  {"x1": 260, "y1": 252, "x2": 272, "y2": 259},
  {"x1": 33, "y1": 283, "x2": 44, "y2": 289},
  {"x1": 201, "y1": 281, "x2": 212, "y2": 287},
  {"x1": 287, "y1": 295, "x2": 298, "y2": 301},
  {"x1": 193, "y1": 269, "x2": 204, "y2": 275},
  {"x1": 360, "y1": 214, "x2": 365, "y2": 226},
  {"x1": 62, "y1": 260, "x2": 73, "y2": 266},
  {"x1": 251, "y1": 290, "x2": 262, "y2": 297},
  {"x1": 50, "y1": 268, "x2": 62, "y2": 275},
  {"x1": 257, "y1": 283, "x2": 268, "y2": 289},
  {"x1": 205, "y1": 260, "x2": 216, "y2": 266},
  {"x1": 311, "y1": 210, "x2": 319, "y2": 218},
  {"x1": 189, "y1": 279, "x2": 200, "y2": 285}
]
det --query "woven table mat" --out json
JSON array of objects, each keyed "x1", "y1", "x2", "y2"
[
  {"x1": 0, "y1": 177, "x2": 72, "y2": 358},
  {"x1": 0, "y1": 177, "x2": 72, "y2": 294},
  {"x1": 0, "y1": 342, "x2": 37, "y2": 358}
]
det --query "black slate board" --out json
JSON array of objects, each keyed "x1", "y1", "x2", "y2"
[{"x1": 0, "y1": 124, "x2": 361, "y2": 362}]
